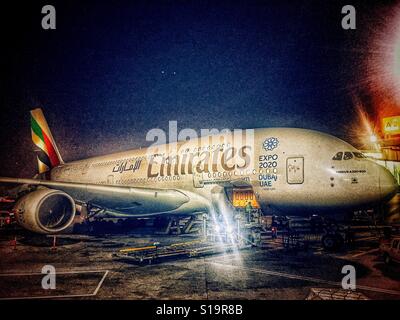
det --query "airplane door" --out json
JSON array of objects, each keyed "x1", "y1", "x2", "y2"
[
  {"x1": 286, "y1": 157, "x2": 304, "y2": 184},
  {"x1": 193, "y1": 173, "x2": 204, "y2": 188}
]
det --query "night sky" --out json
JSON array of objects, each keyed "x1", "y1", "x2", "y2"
[{"x1": 0, "y1": 0, "x2": 397, "y2": 177}]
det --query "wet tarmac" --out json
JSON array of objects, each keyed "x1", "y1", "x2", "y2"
[{"x1": 0, "y1": 231, "x2": 399, "y2": 300}]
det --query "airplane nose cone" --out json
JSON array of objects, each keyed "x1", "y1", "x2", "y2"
[{"x1": 379, "y1": 167, "x2": 398, "y2": 201}]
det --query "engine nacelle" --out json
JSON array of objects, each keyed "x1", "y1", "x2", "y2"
[{"x1": 14, "y1": 188, "x2": 76, "y2": 234}]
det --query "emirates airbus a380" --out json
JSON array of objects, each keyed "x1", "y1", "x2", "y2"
[{"x1": 0, "y1": 109, "x2": 397, "y2": 239}]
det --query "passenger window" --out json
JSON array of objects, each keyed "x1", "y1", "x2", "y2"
[
  {"x1": 332, "y1": 152, "x2": 343, "y2": 160},
  {"x1": 353, "y1": 152, "x2": 365, "y2": 159},
  {"x1": 343, "y1": 152, "x2": 353, "y2": 160}
]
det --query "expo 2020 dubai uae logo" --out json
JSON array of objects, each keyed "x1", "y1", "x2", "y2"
[{"x1": 263, "y1": 137, "x2": 279, "y2": 151}]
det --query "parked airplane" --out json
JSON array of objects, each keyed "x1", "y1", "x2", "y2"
[{"x1": 0, "y1": 109, "x2": 397, "y2": 246}]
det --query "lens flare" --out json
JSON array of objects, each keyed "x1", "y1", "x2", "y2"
[
  {"x1": 363, "y1": 3, "x2": 400, "y2": 115},
  {"x1": 349, "y1": 97, "x2": 380, "y2": 150}
]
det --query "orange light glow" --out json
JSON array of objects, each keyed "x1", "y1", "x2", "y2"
[{"x1": 232, "y1": 190, "x2": 259, "y2": 208}]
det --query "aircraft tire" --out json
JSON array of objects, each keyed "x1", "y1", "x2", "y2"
[
  {"x1": 322, "y1": 235, "x2": 336, "y2": 250},
  {"x1": 321, "y1": 234, "x2": 341, "y2": 251}
]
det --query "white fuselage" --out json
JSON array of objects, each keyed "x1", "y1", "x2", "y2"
[{"x1": 49, "y1": 128, "x2": 397, "y2": 217}]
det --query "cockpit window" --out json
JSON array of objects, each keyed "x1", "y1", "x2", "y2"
[
  {"x1": 353, "y1": 152, "x2": 366, "y2": 159},
  {"x1": 343, "y1": 152, "x2": 353, "y2": 160},
  {"x1": 332, "y1": 152, "x2": 343, "y2": 160}
]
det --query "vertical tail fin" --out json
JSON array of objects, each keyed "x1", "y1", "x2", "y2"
[{"x1": 30, "y1": 108, "x2": 64, "y2": 174}]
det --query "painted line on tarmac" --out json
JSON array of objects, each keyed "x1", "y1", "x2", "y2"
[
  {"x1": 0, "y1": 269, "x2": 109, "y2": 277},
  {"x1": 351, "y1": 248, "x2": 379, "y2": 258},
  {"x1": 92, "y1": 270, "x2": 109, "y2": 296},
  {"x1": 0, "y1": 270, "x2": 109, "y2": 300},
  {"x1": 209, "y1": 262, "x2": 400, "y2": 296},
  {"x1": 355, "y1": 236, "x2": 378, "y2": 242}
]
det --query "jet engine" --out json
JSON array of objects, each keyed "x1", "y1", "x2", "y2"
[{"x1": 13, "y1": 188, "x2": 76, "y2": 234}]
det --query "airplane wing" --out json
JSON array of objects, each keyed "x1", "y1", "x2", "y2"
[{"x1": 0, "y1": 177, "x2": 209, "y2": 216}]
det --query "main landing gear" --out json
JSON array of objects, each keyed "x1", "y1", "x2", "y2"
[{"x1": 321, "y1": 233, "x2": 344, "y2": 251}]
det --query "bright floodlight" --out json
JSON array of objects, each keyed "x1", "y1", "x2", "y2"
[{"x1": 370, "y1": 134, "x2": 378, "y2": 143}]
